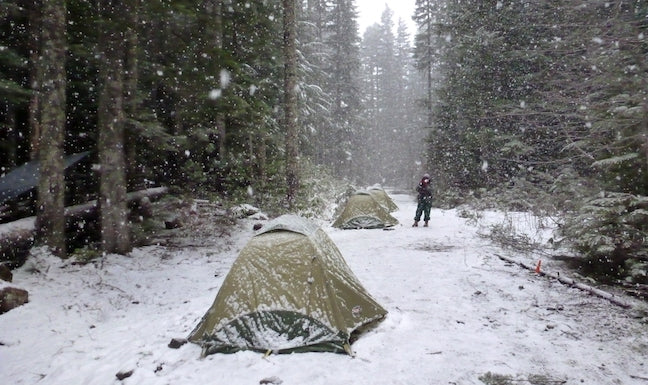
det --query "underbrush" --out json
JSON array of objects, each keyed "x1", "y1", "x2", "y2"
[
  {"x1": 479, "y1": 372, "x2": 566, "y2": 385},
  {"x1": 448, "y1": 170, "x2": 648, "y2": 287},
  {"x1": 557, "y1": 192, "x2": 648, "y2": 285}
]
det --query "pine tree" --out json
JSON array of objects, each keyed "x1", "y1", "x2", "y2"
[
  {"x1": 298, "y1": 0, "x2": 335, "y2": 168},
  {"x1": 325, "y1": 0, "x2": 363, "y2": 178},
  {"x1": 36, "y1": 0, "x2": 67, "y2": 257},
  {"x1": 0, "y1": 1, "x2": 34, "y2": 168},
  {"x1": 412, "y1": 0, "x2": 440, "y2": 129},
  {"x1": 578, "y1": 1, "x2": 648, "y2": 195},
  {"x1": 284, "y1": 0, "x2": 300, "y2": 207},
  {"x1": 360, "y1": 5, "x2": 415, "y2": 185},
  {"x1": 97, "y1": 0, "x2": 131, "y2": 254}
]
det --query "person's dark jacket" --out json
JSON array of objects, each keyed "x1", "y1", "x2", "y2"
[{"x1": 416, "y1": 180, "x2": 433, "y2": 203}]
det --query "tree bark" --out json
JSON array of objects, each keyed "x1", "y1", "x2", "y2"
[
  {"x1": 123, "y1": 0, "x2": 141, "y2": 190},
  {"x1": 28, "y1": 0, "x2": 42, "y2": 160},
  {"x1": 208, "y1": 0, "x2": 227, "y2": 161},
  {"x1": 283, "y1": 0, "x2": 299, "y2": 208},
  {"x1": 97, "y1": 0, "x2": 131, "y2": 254},
  {"x1": 3, "y1": 103, "x2": 17, "y2": 169},
  {"x1": 36, "y1": 0, "x2": 67, "y2": 257}
]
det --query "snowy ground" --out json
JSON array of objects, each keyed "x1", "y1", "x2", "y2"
[{"x1": 1, "y1": 192, "x2": 648, "y2": 385}]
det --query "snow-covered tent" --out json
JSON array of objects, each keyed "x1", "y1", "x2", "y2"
[
  {"x1": 188, "y1": 214, "x2": 387, "y2": 356},
  {"x1": 332, "y1": 191, "x2": 399, "y2": 229},
  {"x1": 367, "y1": 185, "x2": 398, "y2": 212}
]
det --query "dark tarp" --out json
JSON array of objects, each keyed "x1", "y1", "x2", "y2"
[{"x1": 0, "y1": 151, "x2": 91, "y2": 205}]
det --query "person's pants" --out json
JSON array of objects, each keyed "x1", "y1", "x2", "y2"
[{"x1": 414, "y1": 201, "x2": 431, "y2": 221}]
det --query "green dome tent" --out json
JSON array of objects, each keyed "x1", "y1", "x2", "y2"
[
  {"x1": 332, "y1": 191, "x2": 399, "y2": 229},
  {"x1": 367, "y1": 185, "x2": 399, "y2": 212},
  {"x1": 188, "y1": 214, "x2": 387, "y2": 356}
]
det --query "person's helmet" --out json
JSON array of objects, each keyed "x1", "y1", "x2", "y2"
[{"x1": 422, "y1": 173, "x2": 430, "y2": 179}]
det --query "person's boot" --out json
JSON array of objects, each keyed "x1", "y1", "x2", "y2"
[
  {"x1": 424, "y1": 221, "x2": 429, "y2": 227},
  {"x1": 412, "y1": 221, "x2": 418, "y2": 227}
]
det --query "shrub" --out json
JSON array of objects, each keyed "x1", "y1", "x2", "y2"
[{"x1": 558, "y1": 192, "x2": 648, "y2": 283}]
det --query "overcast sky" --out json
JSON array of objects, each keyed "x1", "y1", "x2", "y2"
[{"x1": 355, "y1": 0, "x2": 416, "y2": 36}]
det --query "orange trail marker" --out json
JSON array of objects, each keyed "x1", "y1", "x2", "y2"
[{"x1": 535, "y1": 260, "x2": 542, "y2": 273}]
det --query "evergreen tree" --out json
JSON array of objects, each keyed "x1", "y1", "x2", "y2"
[
  {"x1": 360, "y1": 5, "x2": 421, "y2": 186},
  {"x1": 412, "y1": 0, "x2": 442, "y2": 129},
  {"x1": 297, "y1": 0, "x2": 334, "y2": 167},
  {"x1": 424, "y1": 0, "x2": 573, "y2": 191},
  {"x1": 284, "y1": 0, "x2": 300, "y2": 207},
  {"x1": 394, "y1": 18, "x2": 426, "y2": 187},
  {"x1": 36, "y1": 0, "x2": 67, "y2": 257},
  {"x1": 97, "y1": 0, "x2": 131, "y2": 254},
  {"x1": 578, "y1": 1, "x2": 648, "y2": 195},
  {"x1": 0, "y1": 1, "x2": 33, "y2": 168},
  {"x1": 326, "y1": 0, "x2": 363, "y2": 178}
]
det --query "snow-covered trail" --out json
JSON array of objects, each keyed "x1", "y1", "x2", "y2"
[
  {"x1": 1, "y1": 192, "x2": 647, "y2": 385},
  {"x1": 331, "y1": 193, "x2": 648, "y2": 385}
]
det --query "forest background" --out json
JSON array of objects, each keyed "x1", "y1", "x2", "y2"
[{"x1": 1, "y1": 0, "x2": 647, "y2": 285}]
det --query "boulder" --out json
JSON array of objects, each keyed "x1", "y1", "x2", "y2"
[
  {"x1": 0, "y1": 263, "x2": 12, "y2": 282},
  {"x1": 168, "y1": 337, "x2": 187, "y2": 349},
  {"x1": 0, "y1": 286, "x2": 29, "y2": 314},
  {"x1": 164, "y1": 216, "x2": 183, "y2": 229},
  {"x1": 115, "y1": 370, "x2": 134, "y2": 381}
]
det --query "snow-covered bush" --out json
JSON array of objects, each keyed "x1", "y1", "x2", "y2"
[
  {"x1": 292, "y1": 162, "x2": 349, "y2": 221},
  {"x1": 558, "y1": 192, "x2": 648, "y2": 283}
]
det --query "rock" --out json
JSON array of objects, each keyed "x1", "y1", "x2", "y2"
[
  {"x1": 0, "y1": 286, "x2": 29, "y2": 314},
  {"x1": 168, "y1": 337, "x2": 187, "y2": 349},
  {"x1": 164, "y1": 216, "x2": 183, "y2": 229},
  {"x1": 116, "y1": 370, "x2": 134, "y2": 381},
  {"x1": 0, "y1": 263, "x2": 12, "y2": 282},
  {"x1": 129, "y1": 196, "x2": 153, "y2": 220},
  {"x1": 253, "y1": 223, "x2": 263, "y2": 231},
  {"x1": 0, "y1": 229, "x2": 34, "y2": 268},
  {"x1": 260, "y1": 376, "x2": 283, "y2": 385}
]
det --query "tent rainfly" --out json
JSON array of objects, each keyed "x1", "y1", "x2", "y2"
[
  {"x1": 367, "y1": 186, "x2": 398, "y2": 212},
  {"x1": 188, "y1": 214, "x2": 387, "y2": 356},
  {"x1": 332, "y1": 191, "x2": 399, "y2": 229},
  {"x1": 0, "y1": 151, "x2": 91, "y2": 205}
]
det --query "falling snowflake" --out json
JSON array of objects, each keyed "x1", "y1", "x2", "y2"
[
  {"x1": 208, "y1": 89, "x2": 222, "y2": 100},
  {"x1": 220, "y1": 69, "x2": 231, "y2": 88}
]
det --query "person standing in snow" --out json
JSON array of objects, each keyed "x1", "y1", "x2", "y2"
[{"x1": 413, "y1": 173, "x2": 433, "y2": 227}]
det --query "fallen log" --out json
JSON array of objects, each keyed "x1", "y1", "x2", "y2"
[
  {"x1": 0, "y1": 187, "x2": 168, "y2": 265},
  {"x1": 495, "y1": 253, "x2": 633, "y2": 309}
]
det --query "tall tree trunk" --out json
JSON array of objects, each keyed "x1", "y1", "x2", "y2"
[
  {"x1": 97, "y1": 0, "x2": 131, "y2": 255},
  {"x1": 124, "y1": 1, "x2": 140, "y2": 190},
  {"x1": 3, "y1": 103, "x2": 17, "y2": 169},
  {"x1": 209, "y1": 0, "x2": 227, "y2": 160},
  {"x1": 28, "y1": 0, "x2": 42, "y2": 160},
  {"x1": 283, "y1": 0, "x2": 299, "y2": 208},
  {"x1": 425, "y1": 4, "x2": 433, "y2": 129},
  {"x1": 36, "y1": 0, "x2": 66, "y2": 257},
  {"x1": 258, "y1": 136, "x2": 268, "y2": 188}
]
